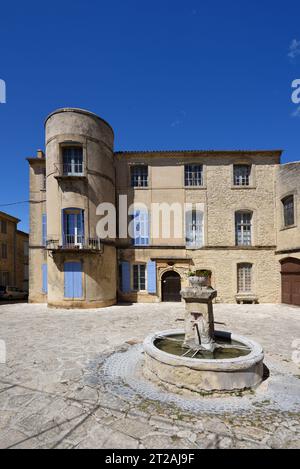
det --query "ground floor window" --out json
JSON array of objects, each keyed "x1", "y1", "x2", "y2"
[
  {"x1": 237, "y1": 263, "x2": 252, "y2": 292},
  {"x1": 133, "y1": 264, "x2": 146, "y2": 291},
  {"x1": 0, "y1": 271, "x2": 9, "y2": 286}
]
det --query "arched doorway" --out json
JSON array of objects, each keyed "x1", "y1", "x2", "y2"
[
  {"x1": 161, "y1": 271, "x2": 181, "y2": 302},
  {"x1": 281, "y1": 258, "x2": 300, "y2": 306}
]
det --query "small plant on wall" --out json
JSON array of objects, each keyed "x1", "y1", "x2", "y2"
[{"x1": 187, "y1": 270, "x2": 211, "y2": 277}]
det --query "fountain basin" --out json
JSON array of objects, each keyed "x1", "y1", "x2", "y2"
[{"x1": 143, "y1": 329, "x2": 264, "y2": 394}]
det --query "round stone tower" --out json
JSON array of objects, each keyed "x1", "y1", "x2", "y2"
[{"x1": 45, "y1": 108, "x2": 116, "y2": 308}]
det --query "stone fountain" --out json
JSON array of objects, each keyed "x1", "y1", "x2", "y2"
[{"x1": 143, "y1": 276, "x2": 264, "y2": 394}]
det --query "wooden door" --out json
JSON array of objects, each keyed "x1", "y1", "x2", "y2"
[{"x1": 162, "y1": 271, "x2": 181, "y2": 302}]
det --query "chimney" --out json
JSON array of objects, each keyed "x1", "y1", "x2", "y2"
[{"x1": 37, "y1": 149, "x2": 45, "y2": 159}]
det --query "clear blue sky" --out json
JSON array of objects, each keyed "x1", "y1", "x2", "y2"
[{"x1": 0, "y1": 0, "x2": 300, "y2": 232}]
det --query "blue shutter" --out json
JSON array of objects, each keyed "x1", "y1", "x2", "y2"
[
  {"x1": 42, "y1": 214, "x2": 47, "y2": 246},
  {"x1": 64, "y1": 262, "x2": 83, "y2": 299},
  {"x1": 42, "y1": 264, "x2": 48, "y2": 293},
  {"x1": 147, "y1": 260, "x2": 157, "y2": 293},
  {"x1": 121, "y1": 261, "x2": 131, "y2": 293}
]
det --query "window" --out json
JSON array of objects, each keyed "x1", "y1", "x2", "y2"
[
  {"x1": 63, "y1": 209, "x2": 84, "y2": 247},
  {"x1": 133, "y1": 264, "x2": 146, "y2": 291},
  {"x1": 62, "y1": 147, "x2": 83, "y2": 176},
  {"x1": 1, "y1": 272, "x2": 9, "y2": 286},
  {"x1": 24, "y1": 241, "x2": 29, "y2": 257},
  {"x1": 1, "y1": 244, "x2": 7, "y2": 259},
  {"x1": 1, "y1": 220, "x2": 7, "y2": 234},
  {"x1": 132, "y1": 210, "x2": 149, "y2": 246},
  {"x1": 185, "y1": 165, "x2": 203, "y2": 187},
  {"x1": 185, "y1": 210, "x2": 204, "y2": 248},
  {"x1": 234, "y1": 165, "x2": 251, "y2": 186},
  {"x1": 24, "y1": 265, "x2": 29, "y2": 281},
  {"x1": 131, "y1": 166, "x2": 148, "y2": 187},
  {"x1": 282, "y1": 195, "x2": 295, "y2": 227},
  {"x1": 235, "y1": 211, "x2": 252, "y2": 246},
  {"x1": 238, "y1": 264, "x2": 252, "y2": 292},
  {"x1": 42, "y1": 168, "x2": 46, "y2": 190}
]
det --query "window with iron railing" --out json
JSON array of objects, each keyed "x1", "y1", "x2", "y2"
[
  {"x1": 131, "y1": 166, "x2": 148, "y2": 187},
  {"x1": 282, "y1": 195, "x2": 295, "y2": 227},
  {"x1": 184, "y1": 165, "x2": 203, "y2": 187},
  {"x1": 62, "y1": 147, "x2": 83, "y2": 176},
  {"x1": 237, "y1": 263, "x2": 252, "y2": 292},
  {"x1": 235, "y1": 211, "x2": 252, "y2": 246},
  {"x1": 233, "y1": 165, "x2": 251, "y2": 186}
]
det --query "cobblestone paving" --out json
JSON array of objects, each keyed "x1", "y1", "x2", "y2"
[{"x1": 0, "y1": 302, "x2": 299, "y2": 449}]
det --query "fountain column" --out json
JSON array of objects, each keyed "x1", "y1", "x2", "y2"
[{"x1": 181, "y1": 280, "x2": 217, "y2": 352}]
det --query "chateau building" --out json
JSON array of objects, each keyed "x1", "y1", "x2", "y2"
[
  {"x1": 27, "y1": 108, "x2": 300, "y2": 308},
  {"x1": 0, "y1": 211, "x2": 29, "y2": 291}
]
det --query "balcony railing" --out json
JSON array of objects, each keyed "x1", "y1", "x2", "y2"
[{"x1": 47, "y1": 236, "x2": 101, "y2": 251}]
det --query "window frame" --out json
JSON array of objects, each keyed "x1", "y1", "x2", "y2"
[
  {"x1": 184, "y1": 164, "x2": 203, "y2": 187},
  {"x1": 235, "y1": 211, "x2": 253, "y2": 246},
  {"x1": 185, "y1": 209, "x2": 204, "y2": 248},
  {"x1": 282, "y1": 195, "x2": 295, "y2": 228},
  {"x1": 233, "y1": 164, "x2": 252, "y2": 187},
  {"x1": 130, "y1": 165, "x2": 149, "y2": 188},
  {"x1": 237, "y1": 263, "x2": 253, "y2": 293},
  {"x1": 132, "y1": 263, "x2": 147, "y2": 292},
  {"x1": 1, "y1": 220, "x2": 7, "y2": 234},
  {"x1": 61, "y1": 144, "x2": 84, "y2": 177}
]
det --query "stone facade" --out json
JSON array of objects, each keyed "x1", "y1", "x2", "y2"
[
  {"x1": 0, "y1": 211, "x2": 29, "y2": 290},
  {"x1": 27, "y1": 108, "x2": 300, "y2": 307}
]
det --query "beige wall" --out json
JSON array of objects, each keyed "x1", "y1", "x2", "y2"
[{"x1": 276, "y1": 162, "x2": 300, "y2": 253}]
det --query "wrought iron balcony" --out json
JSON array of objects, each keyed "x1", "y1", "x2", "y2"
[{"x1": 46, "y1": 236, "x2": 102, "y2": 252}]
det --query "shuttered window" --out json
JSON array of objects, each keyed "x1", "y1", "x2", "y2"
[{"x1": 133, "y1": 264, "x2": 146, "y2": 291}]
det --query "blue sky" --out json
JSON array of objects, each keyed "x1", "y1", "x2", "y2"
[{"x1": 0, "y1": 0, "x2": 300, "y2": 232}]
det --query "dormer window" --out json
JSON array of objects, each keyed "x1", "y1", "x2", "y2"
[
  {"x1": 234, "y1": 164, "x2": 251, "y2": 186},
  {"x1": 63, "y1": 147, "x2": 83, "y2": 176}
]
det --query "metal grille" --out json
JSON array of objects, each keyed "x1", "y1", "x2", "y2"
[
  {"x1": 133, "y1": 264, "x2": 146, "y2": 291},
  {"x1": 131, "y1": 166, "x2": 148, "y2": 187},
  {"x1": 63, "y1": 147, "x2": 83, "y2": 176},
  {"x1": 235, "y1": 212, "x2": 252, "y2": 246},
  {"x1": 283, "y1": 196, "x2": 295, "y2": 227},
  {"x1": 185, "y1": 165, "x2": 203, "y2": 186},
  {"x1": 238, "y1": 264, "x2": 252, "y2": 292},
  {"x1": 234, "y1": 165, "x2": 251, "y2": 186}
]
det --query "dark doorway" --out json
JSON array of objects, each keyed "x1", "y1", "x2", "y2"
[
  {"x1": 281, "y1": 258, "x2": 300, "y2": 306},
  {"x1": 161, "y1": 271, "x2": 181, "y2": 302}
]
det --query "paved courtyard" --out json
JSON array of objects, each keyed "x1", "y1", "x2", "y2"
[{"x1": 0, "y1": 302, "x2": 299, "y2": 449}]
